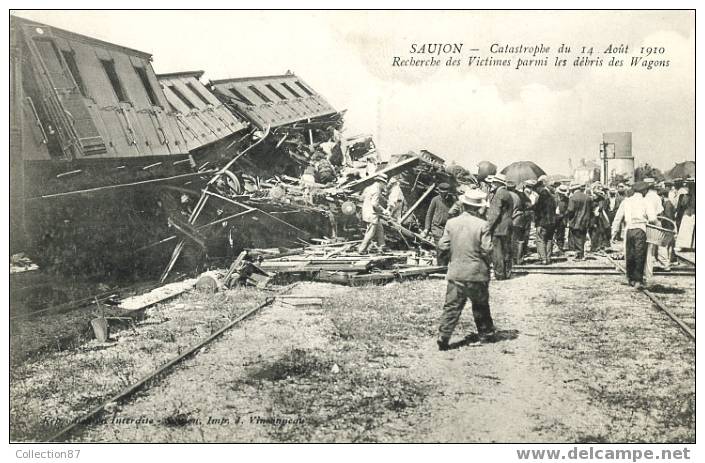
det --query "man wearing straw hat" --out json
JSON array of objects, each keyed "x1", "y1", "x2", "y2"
[
  {"x1": 486, "y1": 173, "x2": 514, "y2": 279},
  {"x1": 611, "y1": 181, "x2": 659, "y2": 288},
  {"x1": 357, "y1": 173, "x2": 389, "y2": 254},
  {"x1": 436, "y1": 189, "x2": 495, "y2": 351}
]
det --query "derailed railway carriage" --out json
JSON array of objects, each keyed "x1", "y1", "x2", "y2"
[
  {"x1": 10, "y1": 16, "x2": 251, "y2": 276},
  {"x1": 10, "y1": 16, "x2": 337, "y2": 278}
]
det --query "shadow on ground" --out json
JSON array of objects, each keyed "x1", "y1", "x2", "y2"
[{"x1": 448, "y1": 329, "x2": 520, "y2": 350}]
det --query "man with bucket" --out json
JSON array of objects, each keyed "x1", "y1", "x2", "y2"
[{"x1": 610, "y1": 181, "x2": 659, "y2": 288}]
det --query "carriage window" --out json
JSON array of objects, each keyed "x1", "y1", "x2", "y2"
[
  {"x1": 61, "y1": 50, "x2": 87, "y2": 97},
  {"x1": 229, "y1": 87, "x2": 254, "y2": 106},
  {"x1": 186, "y1": 82, "x2": 211, "y2": 106},
  {"x1": 248, "y1": 85, "x2": 272, "y2": 103},
  {"x1": 100, "y1": 59, "x2": 129, "y2": 103},
  {"x1": 281, "y1": 82, "x2": 301, "y2": 98},
  {"x1": 265, "y1": 83, "x2": 287, "y2": 100},
  {"x1": 169, "y1": 85, "x2": 196, "y2": 110},
  {"x1": 134, "y1": 65, "x2": 159, "y2": 106},
  {"x1": 294, "y1": 81, "x2": 314, "y2": 96}
]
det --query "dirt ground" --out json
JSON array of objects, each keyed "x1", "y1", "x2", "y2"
[{"x1": 27, "y1": 269, "x2": 692, "y2": 443}]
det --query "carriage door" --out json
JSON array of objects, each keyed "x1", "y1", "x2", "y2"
[{"x1": 28, "y1": 29, "x2": 106, "y2": 157}]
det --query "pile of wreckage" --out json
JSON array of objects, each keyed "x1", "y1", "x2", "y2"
[
  {"x1": 10, "y1": 15, "x2": 474, "y2": 281},
  {"x1": 194, "y1": 239, "x2": 447, "y2": 292},
  {"x1": 155, "y1": 76, "x2": 476, "y2": 284}
]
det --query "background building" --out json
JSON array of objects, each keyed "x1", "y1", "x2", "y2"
[{"x1": 602, "y1": 132, "x2": 635, "y2": 184}]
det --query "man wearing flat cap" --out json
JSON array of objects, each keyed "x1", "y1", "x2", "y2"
[
  {"x1": 486, "y1": 173, "x2": 514, "y2": 279},
  {"x1": 358, "y1": 173, "x2": 389, "y2": 253},
  {"x1": 554, "y1": 184, "x2": 570, "y2": 253},
  {"x1": 533, "y1": 176, "x2": 557, "y2": 264},
  {"x1": 424, "y1": 182, "x2": 455, "y2": 245},
  {"x1": 436, "y1": 189, "x2": 495, "y2": 351},
  {"x1": 611, "y1": 181, "x2": 659, "y2": 288},
  {"x1": 566, "y1": 183, "x2": 593, "y2": 260}
]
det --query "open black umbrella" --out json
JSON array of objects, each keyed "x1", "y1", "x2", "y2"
[
  {"x1": 666, "y1": 161, "x2": 695, "y2": 180},
  {"x1": 476, "y1": 161, "x2": 497, "y2": 181},
  {"x1": 500, "y1": 161, "x2": 547, "y2": 184}
]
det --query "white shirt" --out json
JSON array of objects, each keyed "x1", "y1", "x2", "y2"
[
  {"x1": 645, "y1": 190, "x2": 664, "y2": 216},
  {"x1": 361, "y1": 182, "x2": 384, "y2": 223},
  {"x1": 611, "y1": 192, "x2": 658, "y2": 236}
]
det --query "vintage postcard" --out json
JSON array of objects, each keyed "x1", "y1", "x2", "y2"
[{"x1": 7, "y1": 7, "x2": 696, "y2": 456}]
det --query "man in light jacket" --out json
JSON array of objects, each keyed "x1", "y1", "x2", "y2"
[
  {"x1": 357, "y1": 173, "x2": 388, "y2": 253},
  {"x1": 436, "y1": 189, "x2": 495, "y2": 351}
]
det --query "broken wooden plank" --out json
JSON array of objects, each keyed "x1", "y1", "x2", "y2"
[
  {"x1": 120, "y1": 279, "x2": 196, "y2": 312},
  {"x1": 168, "y1": 216, "x2": 207, "y2": 249},
  {"x1": 400, "y1": 183, "x2": 436, "y2": 224}
]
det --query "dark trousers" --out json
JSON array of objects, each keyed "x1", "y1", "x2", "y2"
[
  {"x1": 555, "y1": 222, "x2": 566, "y2": 250},
  {"x1": 432, "y1": 228, "x2": 449, "y2": 266},
  {"x1": 511, "y1": 224, "x2": 527, "y2": 264},
  {"x1": 590, "y1": 227, "x2": 609, "y2": 251},
  {"x1": 439, "y1": 280, "x2": 494, "y2": 339},
  {"x1": 569, "y1": 228, "x2": 587, "y2": 257},
  {"x1": 626, "y1": 228, "x2": 648, "y2": 284},
  {"x1": 492, "y1": 233, "x2": 513, "y2": 279},
  {"x1": 536, "y1": 225, "x2": 555, "y2": 262}
]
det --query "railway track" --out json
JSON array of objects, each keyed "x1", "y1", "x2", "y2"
[
  {"x1": 605, "y1": 255, "x2": 695, "y2": 341},
  {"x1": 45, "y1": 283, "x2": 297, "y2": 442}
]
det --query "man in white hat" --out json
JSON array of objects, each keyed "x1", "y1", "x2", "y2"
[
  {"x1": 486, "y1": 173, "x2": 514, "y2": 279},
  {"x1": 358, "y1": 173, "x2": 389, "y2": 253},
  {"x1": 436, "y1": 189, "x2": 495, "y2": 351}
]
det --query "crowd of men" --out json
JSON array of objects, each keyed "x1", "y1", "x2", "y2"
[{"x1": 356, "y1": 170, "x2": 695, "y2": 350}]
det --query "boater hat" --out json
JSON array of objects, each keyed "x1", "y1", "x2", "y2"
[
  {"x1": 490, "y1": 173, "x2": 507, "y2": 185},
  {"x1": 459, "y1": 189, "x2": 489, "y2": 208},
  {"x1": 556, "y1": 184, "x2": 569, "y2": 195}
]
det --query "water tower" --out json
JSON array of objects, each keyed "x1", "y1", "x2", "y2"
[{"x1": 601, "y1": 132, "x2": 635, "y2": 184}]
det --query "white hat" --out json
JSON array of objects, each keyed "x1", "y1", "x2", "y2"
[
  {"x1": 459, "y1": 189, "x2": 489, "y2": 208},
  {"x1": 490, "y1": 173, "x2": 507, "y2": 185}
]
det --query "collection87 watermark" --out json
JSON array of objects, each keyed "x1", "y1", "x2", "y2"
[{"x1": 15, "y1": 449, "x2": 80, "y2": 459}]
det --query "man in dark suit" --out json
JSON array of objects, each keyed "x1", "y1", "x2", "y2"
[
  {"x1": 533, "y1": 176, "x2": 557, "y2": 264},
  {"x1": 567, "y1": 184, "x2": 593, "y2": 260},
  {"x1": 486, "y1": 174, "x2": 514, "y2": 279},
  {"x1": 554, "y1": 184, "x2": 570, "y2": 253},
  {"x1": 423, "y1": 183, "x2": 455, "y2": 244}
]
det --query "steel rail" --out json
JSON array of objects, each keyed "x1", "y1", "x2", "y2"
[
  {"x1": 45, "y1": 289, "x2": 287, "y2": 442},
  {"x1": 605, "y1": 255, "x2": 695, "y2": 341}
]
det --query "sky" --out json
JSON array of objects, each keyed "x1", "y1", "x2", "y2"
[{"x1": 13, "y1": 10, "x2": 695, "y2": 175}]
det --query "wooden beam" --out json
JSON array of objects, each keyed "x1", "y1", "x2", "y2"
[{"x1": 401, "y1": 183, "x2": 436, "y2": 224}]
